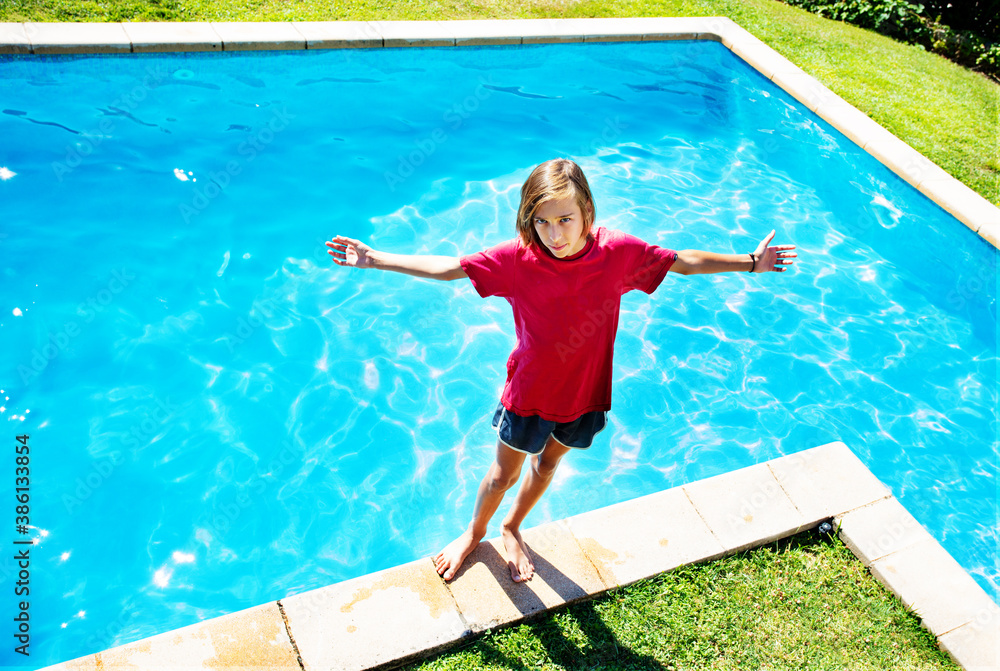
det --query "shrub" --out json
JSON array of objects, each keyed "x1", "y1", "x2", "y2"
[
  {"x1": 780, "y1": 0, "x2": 999, "y2": 81},
  {"x1": 921, "y1": 0, "x2": 998, "y2": 43}
]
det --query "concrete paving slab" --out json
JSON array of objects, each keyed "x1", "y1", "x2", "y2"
[
  {"x1": 698, "y1": 31, "x2": 725, "y2": 43},
  {"x1": 835, "y1": 497, "x2": 936, "y2": 564},
  {"x1": 122, "y1": 22, "x2": 221, "y2": 52},
  {"x1": 565, "y1": 486, "x2": 726, "y2": 588},
  {"x1": 851, "y1": 116, "x2": 906, "y2": 153},
  {"x1": 938, "y1": 605, "x2": 1000, "y2": 671},
  {"x1": 369, "y1": 20, "x2": 456, "y2": 47},
  {"x1": 649, "y1": 16, "x2": 733, "y2": 39},
  {"x1": 867, "y1": 138, "x2": 955, "y2": 187},
  {"x1": 975, "y1": 218, "x2": 1000, "y2": 249},
  {"x1": 445, "y1": 520, "x2": 608, "y2": 631},
  {"x1": 771, "y1": 69, "x2": 843, "y2": 112},
  {"x1": 572, "y1": 17, "x2": 702, "y2": 42},
  {"x1": 682, "y1": 461, "x2": 807, "y2": 554},
  {"x1": 97, "y1": 602, "x2": 298, "y2": 669},
  {"x1": 625, "y1": 16, "x2": 724, "y2": 41},
  {"x1": 768, "y1": 442, "x2": 891, "y2": 522},
  {"x1": 731, "y1": 38, "x2": 799, "y2": 79},
  {"x1": 446, "y1": 19, "x2": 525, "y2": 46},
  {"x1": 37, "y1": 656, "x2": 100, "y2": 670},
  {"x1": 24, "y1": 22, "x2": 132, "y2": 54},
  {"x1": 281, "y1": 558, "x2": 467, "y2": 671},
  {"x1": 869, "y1": 539, "x2": 998, "y2": 637},
  {"x1": 530, "y1": 17, "x2": 643, "y2": 42},
  {"x1": 0, "y1": 23, "x2": 31, "y2": 54},
  {"x1": 560, "y1": 17, "x2": 730, "y2": 43},
  {"x1": 293, "y1": 21, "x2": 382, "y2": 49},
  {"x1": 917, "y1": 176, "x2": 1000, "y2": 235},
  {"x1": 507, "y1": 18, "x2": 608, "y2": 44},
  {"x1": 211, "y1": 22, "x2": 306, "y2": 50},
  {"x1": 864, "y1": 135, "x2": 953, "y2": 190},
  {"x1": 813, "y1": 98, "x2": 898, "y2": 151},
  {"x1": 713, "y1": 17, "x2": 767, "y2": 51}
]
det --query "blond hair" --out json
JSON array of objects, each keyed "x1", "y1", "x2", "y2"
[{"x1": 516, "y1": 159, "x2": 596, "y2": 248}]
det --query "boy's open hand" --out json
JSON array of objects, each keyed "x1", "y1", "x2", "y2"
[
  {"x1": 753, "y1": 229, "x2": 797, "y2": 273},
  {"x1": 327, "y1": 235, "x2": 375, "y2": 269}
]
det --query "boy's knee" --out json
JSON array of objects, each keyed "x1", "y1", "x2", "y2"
[
  {"x1": 487, "y1": 469, "x2": 519, "y2": 493},
  {"x1": 532, "y1": 458, "x2": 559, "y2": 480}
]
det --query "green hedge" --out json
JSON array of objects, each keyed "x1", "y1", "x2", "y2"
[{"x1": 780, "y1": 0, "x2": 999, "y2": 80}]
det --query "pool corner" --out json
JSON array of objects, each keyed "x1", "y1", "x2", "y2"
[{"x1": 38, "y1": 441, "x2": 998, "y2": 671}]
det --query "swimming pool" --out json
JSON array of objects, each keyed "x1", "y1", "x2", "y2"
[{"x1": 0, "y1": 38, "x2": 996, "y2": 666}]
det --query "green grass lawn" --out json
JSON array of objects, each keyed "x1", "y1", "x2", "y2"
[
  {"x1": 2, "y1": 0, "x2": 998, "y2": 208},
  {"x1": 400, "y1": 531, "x2": 961, "y2": 671}
]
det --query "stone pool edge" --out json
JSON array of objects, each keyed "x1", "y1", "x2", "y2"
[
  {"x1": 1, "y1": 16, "x2": 998, "y2": 250},
  {"x1": 40, "y1": 441, "x2": 999, "y2": 671}
]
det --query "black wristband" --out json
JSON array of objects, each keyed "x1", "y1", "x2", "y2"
[{"x1": 748, "y1": 252, "x2": 756, "y2": 273}]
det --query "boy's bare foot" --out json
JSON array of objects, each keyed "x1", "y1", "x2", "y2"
[
  {"x1": 434, "y1": 529, "x2": 481, "y2": 581},
  {"x1": 501, "y1": 523, "x2": 534, "y2": 582}
]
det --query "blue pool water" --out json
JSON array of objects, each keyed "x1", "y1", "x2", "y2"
[{"x1": 0, "y1": 39, "x2": 996, "y2": 666}]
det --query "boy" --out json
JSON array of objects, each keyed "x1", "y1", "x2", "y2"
[{"x1": 328, "y1": 158, "x2": 796, "y2": 582}]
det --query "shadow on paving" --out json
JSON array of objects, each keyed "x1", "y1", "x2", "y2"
[
  {"x1": 403, "y1": 529, "x2": 840, "y2": 670},
  {"x1": 405, "y1": 541, "x2": 685, "y2": 670},
  {"x1": 410, "y1": 597, "x2": 669, "y2": 671}
]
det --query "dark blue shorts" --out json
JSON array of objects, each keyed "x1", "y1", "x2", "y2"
[{"x1": 491, "y1": 401, "x2": 609, "y2": 455}]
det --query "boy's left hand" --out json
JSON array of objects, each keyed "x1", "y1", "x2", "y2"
[{"x1": 753, "y1": 230, "x2": 797, "y2": 272}]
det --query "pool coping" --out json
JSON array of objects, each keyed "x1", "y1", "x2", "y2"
[
  {"x1": 1, "y1": 17, "x2": 998, "y2": 250},
  {"x1": 38, "y1": 440, "x2": 998, "y2": 670}
]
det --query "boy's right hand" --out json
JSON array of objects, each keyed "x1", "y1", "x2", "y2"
[{"x1": 327, "y1": 235, "x2": 375, "y2": 269}]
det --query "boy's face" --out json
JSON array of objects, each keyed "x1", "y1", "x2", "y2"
[{"x1": 533, "y1": 196, "x2": 591, "y2": 259}]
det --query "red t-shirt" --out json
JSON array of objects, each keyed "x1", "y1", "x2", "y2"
[{"x1": 459, "y1": 226, "x2": 677, "y2": 422}]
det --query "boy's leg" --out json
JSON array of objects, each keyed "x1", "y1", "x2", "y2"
[
  {"x1": 500, "y1": 436, "x2": 572, "y2": 582},
  {"x1": 434, "y1": 440, "x2": 526, "y2": 581}
]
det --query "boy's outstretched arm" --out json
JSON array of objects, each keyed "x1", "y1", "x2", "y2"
[
  {"x1": 671, "y1": 229, "x2": 797, "y2": 276},
  {"x1": 326, "y1": 235, "x2": 468, "y2": 281}
]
